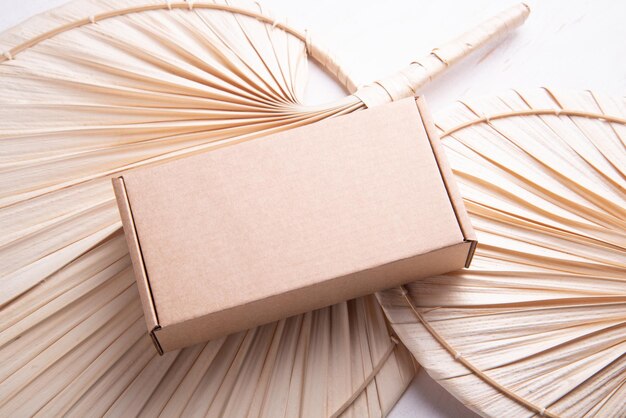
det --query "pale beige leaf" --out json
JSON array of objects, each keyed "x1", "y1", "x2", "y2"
[
  {"x1": 0, "y1": 1, "x2": 413, "y2": 416},
  {"x1": 378, "y1": 88, "x2": 626, "y2": 418}
]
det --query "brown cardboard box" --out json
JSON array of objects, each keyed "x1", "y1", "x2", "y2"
[{"x1": 112, "y1": 97, "x2": 476, "y2": 354}]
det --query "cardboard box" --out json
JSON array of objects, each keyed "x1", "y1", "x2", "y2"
[{"x1": 112, "y1": 97, "x2": 476, "y2": 354}]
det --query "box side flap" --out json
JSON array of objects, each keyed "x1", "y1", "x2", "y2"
[
  {"x1": 153, "y1": 242, "x2": 472, "y2": 352},
  {"x1": 149, "y1": 328, "x2": 164, "y2": 355},
  {"x1": 112, "y1": 176, "x2": 160, "y2": 331},
  {"x1": 415, "y1": 97, "x2": 477, "y2": 267}
]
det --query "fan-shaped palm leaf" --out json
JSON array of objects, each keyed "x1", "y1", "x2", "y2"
[
  {"x1": 377, "y1": 88, "x2": 626, "y2": 418},
  {"x1": 0, "y1": 0, "x2": 528, "y2": 416}
]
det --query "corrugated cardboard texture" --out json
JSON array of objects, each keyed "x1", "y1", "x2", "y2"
[
  {"x1": 415, "y1": 97, "x2": 477, "y2": 266},
  {"x1": 114, "y1": 97, "x2": 476, "y2": 352},
  {"x1": 111, "y1": 177, "x2": 159, "y2": 332}
]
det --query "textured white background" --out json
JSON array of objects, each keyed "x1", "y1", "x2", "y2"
[{"x1": 1, "y1": 0, "x2": 624, "y2": 417}]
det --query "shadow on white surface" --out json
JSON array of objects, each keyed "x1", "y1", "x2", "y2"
[{"x1": 389, "y1": 369, "x2": 480, "y2": 418}]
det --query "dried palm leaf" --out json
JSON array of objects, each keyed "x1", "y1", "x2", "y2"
[
  {"x1": 0, "y1": 0, "x2": 528, "y2": 416},
  {"x1": 377, "y1": 88, "x2": 626, "y2": 418}
]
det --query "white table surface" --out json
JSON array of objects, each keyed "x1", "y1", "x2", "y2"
[{"x1": 1, "y1": 1, "x2": 624, "y2": 417}]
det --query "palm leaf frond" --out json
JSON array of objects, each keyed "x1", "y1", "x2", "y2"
[
  {"x1": 378, "y1": 88, "x2": 626, "y2": 418},
  {"x1": 0, "y1": 1, "x2": 411, "y2": 416}
]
